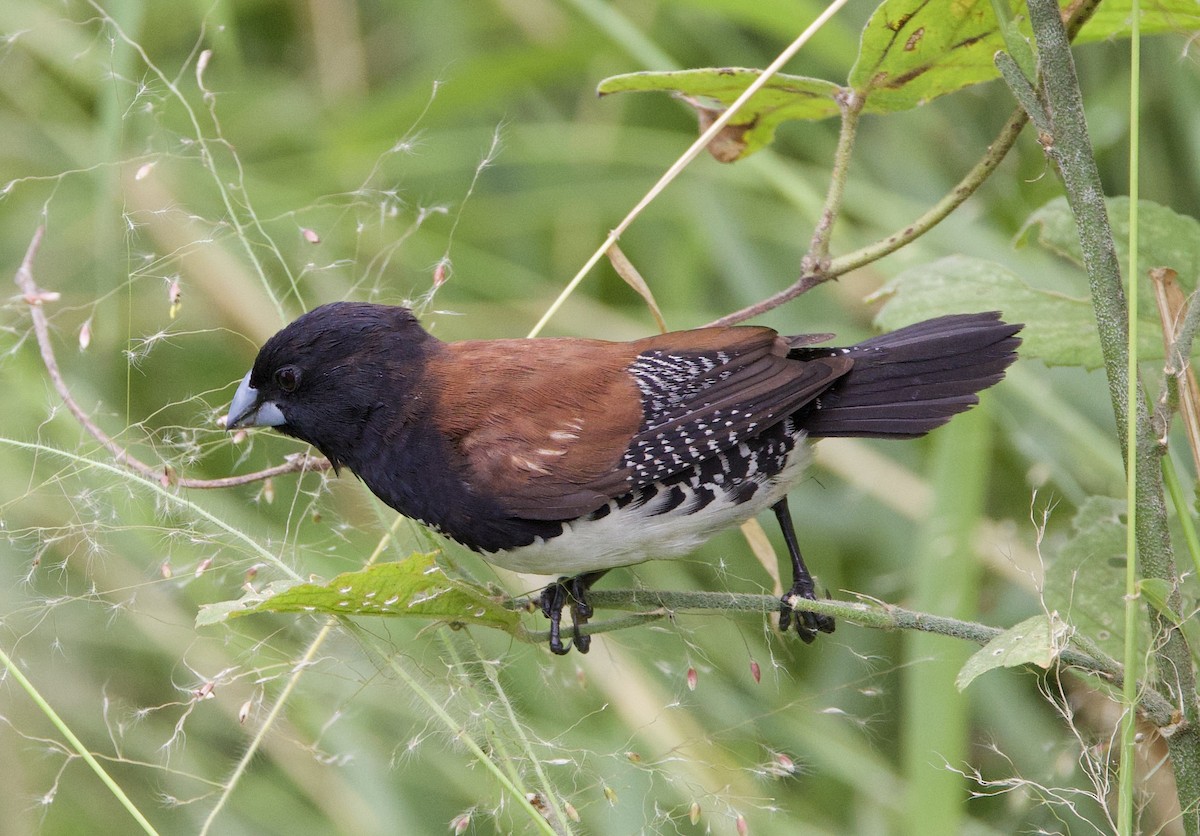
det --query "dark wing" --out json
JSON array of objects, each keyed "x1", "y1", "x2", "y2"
[
  {"x1": 790, "y1": 312, "x2": 1021, "y2": 438},
  {"x1": 427, "y1": 327, "x2": 851, "y2": 520}
]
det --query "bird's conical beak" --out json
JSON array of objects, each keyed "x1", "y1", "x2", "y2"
[{"x1": 226, "y1": 371, "x2": 286, "y2": 429}]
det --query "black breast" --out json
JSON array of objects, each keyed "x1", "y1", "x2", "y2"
[{"x1": 350, "y1": 417, "x2": 564, "y2": 554}]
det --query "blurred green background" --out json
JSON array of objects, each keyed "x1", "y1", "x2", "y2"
[{"x1": 1, "y1": 1, "x2": 1198, "y2": 833}]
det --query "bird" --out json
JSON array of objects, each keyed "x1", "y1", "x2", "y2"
[{"x1": 225, "y1": 302, "x2": 1021, "y2": 655}]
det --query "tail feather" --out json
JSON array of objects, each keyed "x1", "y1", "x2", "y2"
[{"x1": 791, "y1": 312, "x2": 1021, "y2": 439}]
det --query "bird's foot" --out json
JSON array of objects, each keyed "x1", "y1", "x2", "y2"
[
  {"x1": 539, "y1": 575, "x2": 595, "y2": 655},
  {"x1": 779, "y1": 582, "x2": 836, "y2": 643}
]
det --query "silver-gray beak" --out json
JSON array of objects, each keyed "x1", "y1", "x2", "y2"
[{"x1": 226, "y1": 371, "x2": 287, "y2": 429}]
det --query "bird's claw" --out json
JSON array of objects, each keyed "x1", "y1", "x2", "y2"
[
  {"x1": 540, "y1": 576, "x2": 593, "y2": 655},
  {"x1": 779, "y1": 584, "x2": 835, "y2": 643}
]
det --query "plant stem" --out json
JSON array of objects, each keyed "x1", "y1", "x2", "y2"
[
  {"x1": 994, "y1": 53, "x2": 1049, "y2": 136},
  {"x1": 1151, "y1": 269, "x2": 1200, "y2": 475},
  {"x1": 200, "y1": 620, "x2": 334, "y2": 835},
  {"x1": 12, "y1": 225, "x2": 332, "y2": 491},
  {"x1": 802, "y1": 89, "x2": 864, "y2": 275},
  {"x1": 0, "y1": 644, "x2": 160, "y2": 836},
  {"x1": 1120, "y1": 8, "x2": 1143, "y2": 829},
  {"x1": 1169, "y1": 274, "x2": 1200, "y2": 377},
  {"x1": 443, "y1": 634, "x2": 572, "y2": 833},
  {"x1": 511, "y1": 587, "x2": 1179, "y2": 726},
  {"x1": 350, "y1": 624, "x2": 560, "y2": 835},
  {"x1": 1024, "y1": 0, "x2": 1200, "y2": 830}
]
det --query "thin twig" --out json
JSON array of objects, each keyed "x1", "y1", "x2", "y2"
[
  {"x1": 707, "y1": 0, "x2": 1104, "y2": 329},
  {"x1": 174, "y1": 454, "x2": 331, "y2": 490},
  {"x1": 509, "y1": 587, "x2": 1176, "y2": 728},
  {"x1": 12, "y1": 226, "x2": 330, "y2": 490},
  {"x1": 705, "y1": 272, "x2": 828, "y2": 327},
  {"x1": 0, "y1": 642, "x2": 161, "y2": 835},
  {"x1": 707, "y1": 107, "x2": 1032, "y2": 328},
  {"x1": 801, "y1": 89, "x2": 864, "y2": 275}
]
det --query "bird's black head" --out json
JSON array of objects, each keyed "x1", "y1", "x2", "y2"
[{"x1": 225, "y1": 302, "x2": 436, "y2": 468}]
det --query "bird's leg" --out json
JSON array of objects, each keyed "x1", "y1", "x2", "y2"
[
  {"x1": 772, "y1": 498, "x2": 836, "y2": 642},
  {"x1": 539, "y1": 570, "x2": 608, "y2": 655},
  {"x1": 539, "y1": 582, "x2": 569, "y2": 655}
]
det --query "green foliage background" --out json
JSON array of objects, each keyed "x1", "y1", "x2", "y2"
[{"x1": 1, "y1": 1, "x2": 1198, "y2": 833}]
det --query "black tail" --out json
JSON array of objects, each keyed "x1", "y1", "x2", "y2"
[{"x1": 791, "y1": 312, "x2": 1022, "y2": 439}]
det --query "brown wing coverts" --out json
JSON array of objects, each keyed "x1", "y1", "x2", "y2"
[{"x1": 428, "y1": 327, "x2": 851, "y2": 520}]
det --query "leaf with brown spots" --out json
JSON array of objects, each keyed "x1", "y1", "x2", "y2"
[
  {"x1": 849, "y1": 0, "x2": 1017, "y2": 112},
  {"x1": 598, "y1": 68, "x2": 842, "y2": 162},
  {"x1": 850, "y1": 0, "x2": 1198, "y2": 113},
  {"x1": 598, "y1": 0, "x2": 1196, "y2": 159}
]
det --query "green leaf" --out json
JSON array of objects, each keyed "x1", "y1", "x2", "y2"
[
  {"x1": 193, "y1": 583, "x2": 292, "y2": 627},
  {"x1": 595, "y1": 4, "x2": 1200, "y2": 160},
  {"x1": 1074, "y1": 0, "x2": 1200, "y2": 44},
  {"x1": 1019, "y1": 198, "x2": 1200, "y2": 310},
  {"x1": 196, "y1": 552, "x2": 523, "y2": 634},
  {"x1": 1042, "y1": 497, "x2": 1132, "y2": 660},
  {"x1": 597, "y1": 69, "x2": 842, "y2": 161},
  {"x1": 869, "y1": 254, "x2": 1168, "y2": 368},
  {"x1": 1041, "y1": 498, "x2": 1199, "y2": 659},
  {"x1": 956, "y1": 614, "x2": 1070, "y2": 691},
  {"x1": 849, "y1": 0, "x2": 1197, "y2": 114},
  {"x1": 848, "y1": 0, "x2": 1022, "y2": 113}
]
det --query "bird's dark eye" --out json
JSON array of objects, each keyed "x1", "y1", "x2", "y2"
[{"x1": 275, "y1": 365, "x2": 301, "y2": 393}]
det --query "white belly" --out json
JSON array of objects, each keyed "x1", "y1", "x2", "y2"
[{"x1": 482, "y1": 440, "x2": 813, "y2": 576}]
